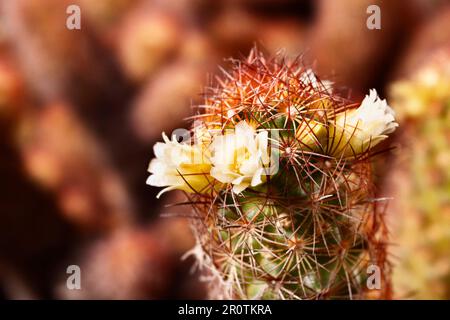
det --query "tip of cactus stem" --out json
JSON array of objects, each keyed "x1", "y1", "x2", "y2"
[{"x1": 147, "y1": 47, "x2": 395, "y2": 300}]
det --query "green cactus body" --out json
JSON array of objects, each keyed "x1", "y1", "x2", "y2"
[{"x1": 148, "y1": 49, "x2": 395, "y2": 299}]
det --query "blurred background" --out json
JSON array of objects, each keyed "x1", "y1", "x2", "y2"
[{"x1": 0, "y1": 0, "x2": 448, "y2": 299}]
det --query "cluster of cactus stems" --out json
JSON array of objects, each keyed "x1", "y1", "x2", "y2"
[{"x1": 147, "y1": 49, "x2": 397, "y2": 299}]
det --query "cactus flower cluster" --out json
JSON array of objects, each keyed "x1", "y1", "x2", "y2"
[{"x1": 147, "y1": 49, "x2": 397, "y2": 299}]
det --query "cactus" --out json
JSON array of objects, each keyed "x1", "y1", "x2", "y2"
[
  {"x1": 147, "y1": 49, "x2": 396, "y2": 299},
  {"x1": 388, "y1": 51, "x2": 450, "y2": 299}
]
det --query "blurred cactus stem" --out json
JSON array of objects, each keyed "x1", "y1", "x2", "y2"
[
  {"x1": 388, "y1": 50, "x2": 450, "y2": 299},
  {"x1": 147, "y1": 49, "x2": 397, "y2": 299}
]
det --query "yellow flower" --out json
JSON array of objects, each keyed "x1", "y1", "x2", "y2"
[
  {"x1": 390, "y1": 62, "x2": 450, "y2": 119},
  {"x1": 329, "y1": 89, "x2": 398, "y2": 157},
  {"x1": 210, "y1": 121, "x2": 270, "y2": 194},
  {"x1": 146, "y1": 133, "x2": 213, "y2": 198}
]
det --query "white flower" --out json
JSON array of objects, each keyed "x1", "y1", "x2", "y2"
[
  {"x1": 146, "y1": 133, "x2": 213, "y2": 198},
  {"x1": 300, "y1": 69, "x2": 333, "y2": 92},
  {"x1": 329, "y1": 89, "x2": 398, "y2": 157},
  {"x1": 210, "y1": 121, "x2": 270, "y2": 194}
]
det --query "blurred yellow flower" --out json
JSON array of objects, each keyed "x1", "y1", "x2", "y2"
[
  {"x1": 390, "y1": 62, "x2": 450, "y2": 119},
  {"x1": 329, "y1": 89, "x2": 398, "y2": 157},
  {"x1": 210, "y1": 121, "x2": 270, "y2": 194},
  {"x1": 146, "y1": 133, "x2": 213, "y2": 198}
]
